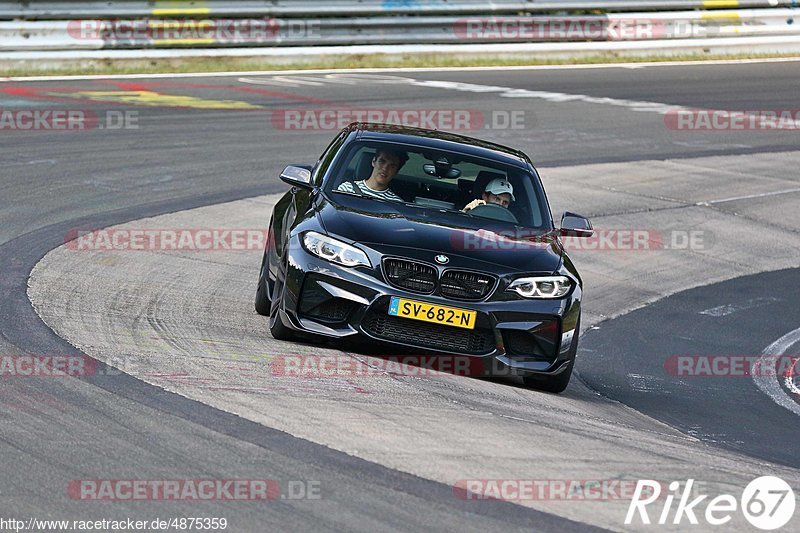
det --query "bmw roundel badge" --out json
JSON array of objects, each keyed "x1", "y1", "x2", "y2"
[{"x1": 435, "y1": 254, "x2": 449, "y2": 264}]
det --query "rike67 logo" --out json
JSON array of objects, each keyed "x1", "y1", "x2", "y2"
[{"x1": 626, "y1": 477, "x2": 795, "y2": 530}]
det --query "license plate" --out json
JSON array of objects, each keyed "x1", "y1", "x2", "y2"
[{"x1": 388, "y1": 297, "x2": 476, "y2": 330}]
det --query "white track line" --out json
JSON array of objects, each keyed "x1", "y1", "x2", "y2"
[
  {"x1": 701, "y1": 187, "x2": 800, "y2": 205},
  {"x1": 788, "y1": 358, "x2": 800, "y2": 396},
  {"x1": 753, "y1": 327, "x2": 800, "y2": 418},
  {"x1": 699, "y1": 297, "x2": 780, "y2": 317},
  {"x1": 409, "y1": 78, "x2": 686, "y2": 115}
]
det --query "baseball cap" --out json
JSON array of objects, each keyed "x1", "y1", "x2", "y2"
[{"x1": 484, "y1": 178, "x2": 515, "y2": 202}]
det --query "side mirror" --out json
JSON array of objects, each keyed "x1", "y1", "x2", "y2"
[
  {"x1": 280, "y1": 165, "x2": 313, "y2": 190},
  {"x1": 560, "y1": 212, "x2": 593, "y2": 237}
]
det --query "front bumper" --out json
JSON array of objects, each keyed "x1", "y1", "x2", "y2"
[{"x1": 275, "y1": 237, "x2": 581, "y2": 378}]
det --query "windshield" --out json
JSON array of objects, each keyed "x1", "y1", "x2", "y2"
[{"x1": 324, "y1": 140, "x2": 549, "y2": 229}]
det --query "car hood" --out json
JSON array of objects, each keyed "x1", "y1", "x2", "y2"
[{"x1": 317, "y1": 195, "x2": 562, "y2": 273}]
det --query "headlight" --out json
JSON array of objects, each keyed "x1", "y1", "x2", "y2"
[
  {"x1": 302, "y1": 231, "x2": 370, "y2": 268},
  {"x1": 507, "y1": 276, "x2": 572, "y2": 299}
]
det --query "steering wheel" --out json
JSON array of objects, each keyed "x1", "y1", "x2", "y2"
[{"x1": 469, "y1": 203, "x2": 519, "y2": 224}]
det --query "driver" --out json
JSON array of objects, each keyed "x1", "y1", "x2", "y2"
[
  {"x1": 337, "y1": 149, "x2": 407, "y2": 202},
  {"x1": 463, "y1": 178, "x2": 515, "y2": 212}
]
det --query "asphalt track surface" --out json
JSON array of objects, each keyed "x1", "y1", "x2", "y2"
[
  {"x1": 580, "y1": 269, "x2": 800, "y2": 468},
  {"x1": 3, "y1": 61, "x2": 800, "y2": 531}
]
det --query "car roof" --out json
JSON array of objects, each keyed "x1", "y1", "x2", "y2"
[{"x1": 347, "y1": 122, "x2": 533, "y2": 170}]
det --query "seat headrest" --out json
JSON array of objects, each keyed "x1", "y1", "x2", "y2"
[{"x1": 355, "y1": 151, "x2": 375, "y2": 180}]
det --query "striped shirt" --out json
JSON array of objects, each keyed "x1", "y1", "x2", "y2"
[{"x1": 336, "y1": 180, "x2": 403, "y2": 202}]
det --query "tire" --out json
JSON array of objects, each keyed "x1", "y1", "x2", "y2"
[
  {"x1": 269, "y1": 316, "x2": 297, "y2": 341},
  {"x1": 254, "y1": 252, "x2": 271, "y2": 316},
  {"x1": 268, "y1": 264, "x2": 297, "y2": 342},
  {"x1": 522, "y1": 358, "x2": 574, "y2": 393},
  {"x1": 522, "y1": 317, "x2": 580, "y2": 394},
  {"x1": 269, "y1": 311, "x2": 297, "y2": 341}
]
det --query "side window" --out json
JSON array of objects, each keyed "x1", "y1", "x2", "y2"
[
  {"x1": 313, "y1": 131, "x2": 348, "y2": 186},
  {"x1": 330, "y1": 146, "x2": 372, "y2": 191},
  {"x1": 510, "y1": 172, "x2": 543, "y2": 228}
]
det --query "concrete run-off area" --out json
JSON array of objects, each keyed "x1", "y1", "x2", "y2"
[{"x1": 28, "y1": 150, "x2": 800, "y2": 531}]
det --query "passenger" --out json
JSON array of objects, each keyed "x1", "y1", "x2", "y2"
[{"x1": 337, "y1": 150, "x2": 407, "y2": 202}]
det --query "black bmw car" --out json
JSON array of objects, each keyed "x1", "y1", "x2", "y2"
[{"x1": 255, "y1": 123, "x2": 593, "y2": 392}]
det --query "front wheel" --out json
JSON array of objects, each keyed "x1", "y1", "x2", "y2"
[
  {"x1": 523, "y1": 318, "x2": 580, "y2": 394},
  {"x1": 268, "y1": 264, "x2": 297, "y2": 341},
  {"x1": 522, "y1": 358, "x2": 574, "y2": 393},
  {"x1": 269, "y1": 312, "x2": 297, "y2": 341},
  {"x1": 254, "y1": 252, "x2": 271, "y2": 316}
]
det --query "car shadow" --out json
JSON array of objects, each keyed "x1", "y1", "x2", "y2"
[{"x1": 326, "y1": 336, "x2": 532, "y2": 390}]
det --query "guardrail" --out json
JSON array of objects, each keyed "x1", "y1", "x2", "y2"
[
  {"x1": 0, "y1": 0, "x2": 797, "y2": 19},
  {"x1": 2, "y1": 9, "x2": 798, "y2": 51}
]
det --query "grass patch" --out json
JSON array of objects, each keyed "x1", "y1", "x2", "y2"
[{"x1": 2, "y1": 51, "x2": 799, "y2": 78}]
